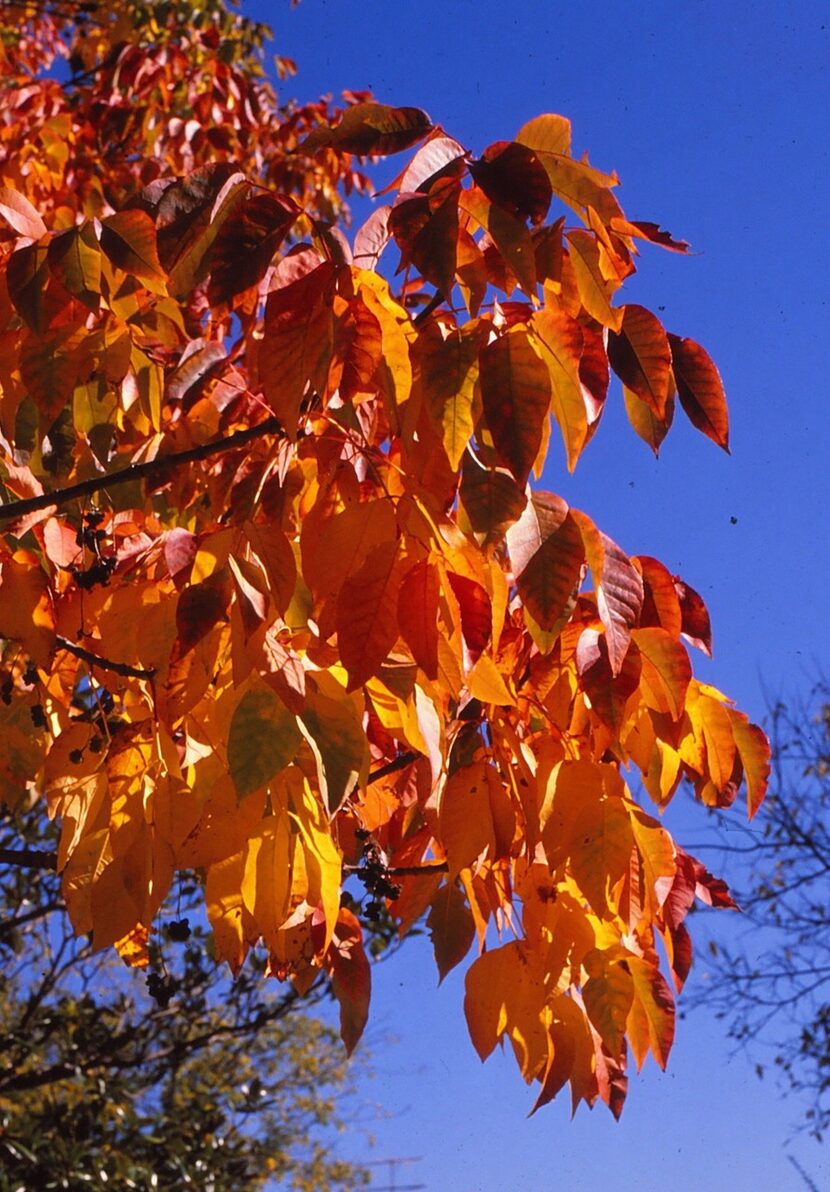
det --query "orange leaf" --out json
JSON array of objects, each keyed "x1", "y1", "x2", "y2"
[
  {"x1": 632, "y1": 627, "x2": 692, "y2": 720},
  {"x1": 566, "y1": 229, "x2": 623, "y2": 330},
  {"x1": 530, "y1": 303, "x2": 587, "y2": 470},
  {"x1": 728, "y1": 709, "x2": 770, "y2": 819},
  {"x1": 439, "y1": 761, "x2": 496, "y2": 879},
  {"x1": 626, "y1": 956, "x2": 675, "y2": 1070},
  {"x1": 463, "y1": 940, "x2": 547, "y2": 1077},
  {"x1": 0, "y1": 552, "x2": 55, "y2": 666}
]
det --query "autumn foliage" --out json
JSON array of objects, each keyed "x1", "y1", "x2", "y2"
[{"x1": 0, "y1": 0, "x2": 770, "y2": 1117}]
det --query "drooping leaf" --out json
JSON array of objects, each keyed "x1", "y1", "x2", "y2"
[
  {"x1": 208, "y1": 190, "x2": 299, "y2": 303},
  {"x1": 259, "y1": 261, "x2": 337, "y2": 435},
  {"x1": 480, "y1": 325, "x2": 551, "y2": 487},
  {"x1": 328, "y1": 908, "x2": 371, "y2": 1055},
  {"x1": 506, "y1": 492, "x2": 584, "y2": 633},
  {"x1": 227, "y1": 685, "x2": 302, "y2": 800},
  {"x1": 100, "y1": 210, "x2": 166, "y2": 286},
  {"x1": 337, "y1": 539, "x2": 402, "y2": 691},
  {"x1": 427, "y1": 882, "x2": 476, "y2": 983},
  {"x1": 459, "y1": 455, "x2": 527, "y2": 538},
  {"x1": 566, "y1": 229, "x2": 623, "y2": 330},
  {"x1": 397, "y1": 558, "x2": 440, "y2": 679},
  {"x1": 529, "y1": 302, "x2": 587, "y2": 470},
  {"x1": 300, "y1": 673, "x2": 370, "y2": 815},
  {"x1": 608, "y1": 304, "x2": 672, "y2": 419},
  {"x1": 390, "y1": 177, "x2": 460, "y2": 297},
  {"x1": 668, "y1": 333, "x2": 730, "y2": 451}
]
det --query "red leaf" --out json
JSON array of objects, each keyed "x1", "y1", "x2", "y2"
[
  {"x1": 608, "y1": 304, "x2": 672, "y2": 418},
  {"x1": 480, "y1": 326, "x2": 551, "y2": 487},
  {"x1": 390, "y1": 177, "x2": 460, "y2": 297},
  {"x1": 447, "y1": 572, "x2": 491, "y2": 662},
  {"x1": 337, "y1": 540, "x2": 402, "y2": 690},
  {"x1": 673, "y1": 577, "x2": 712, "y2": 656},
  {"x1": 175, "y1": 575, "x2": 230, "y2": 654},
  {"x1": 208, "y1": 191, "x2": 298, "y2": 303},
  {"x1": 427, "y1": 883, "x2": 476, "y2": 983},
  {"x1": 469, "y1": 140, "x2": 552, "y2": 227},
  {"x1": 507, "y1": 493, "x2": 584, "y2": 633},
  {"x1": 100, "y1": 210, "x2": 166, "y2": 284},
  {"x1": 668, "y1": 333, "x2": 730, "y2": 452},
  {"x1": 397, "y1": 558, "x2": 439, "y2": 679},
  {"x1": 459, "y1": 456, "x2": 527, "y2": 538},
  {"x1": 328, "y1": 908, "x2": 371, "y2": 1055},
  {"x1": 259, "y1": 261, "x2": 337, "y2": 436},
  {"x1": 576, "y1": 628, "x2": 642, "y2": 735}
]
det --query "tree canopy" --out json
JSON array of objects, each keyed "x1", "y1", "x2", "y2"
[
  {"x1": 0, "y1": 804, "x2": 370, "y2": 1189},
  {"x1": 0, "y1": 0, "x2": 770, "y2": 1118}
]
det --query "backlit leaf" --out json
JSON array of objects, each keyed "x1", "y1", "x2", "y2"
[
  {"x1": 530, "y1": 303, "x2": 587, "y2": 470},
  {"x1": 228, "y1": 685, "x2": 302, "y2": 800},
  {"x1": 668, "y1": 333, "x2": 729, "y2": 451},
  {"x1": 427, "y1": 883, "x2": 476, "y2": 983},
  {"x1": 480, "y1": 326, "x2": 551, "y2": 487},
  {"x1": 566, "y1": 230, "x2": 623, "y2": 330},
  {"x1": 303, "y1": 102, "x2": 432, "y2": 156},
  {"x1": 0, "y1": 186, "x2": 47, "y2": 239},
  {"x1": 608, "y1": 305, "x2": 672, "y2": 418}
]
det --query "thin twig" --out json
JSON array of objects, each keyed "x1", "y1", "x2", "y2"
[
  {"x1": 0, "y1": 415, "x2": 285, "y2": 524},
  {"x1": 345, "y1": 861, "x2": 448, "y2": 878}
]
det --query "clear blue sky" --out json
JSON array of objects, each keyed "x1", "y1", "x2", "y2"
[{"x1": 245, "y1": 2, "x2": 830, "y2": 1187}]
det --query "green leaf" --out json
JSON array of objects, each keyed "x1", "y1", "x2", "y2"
[
  {"x1": 300, "y1": 673, "x2": 369, "y2": 815},
  {"x1": 228, "y1": 685, "x2": 301, "y2": 801}
]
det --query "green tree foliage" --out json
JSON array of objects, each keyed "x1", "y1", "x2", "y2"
[{"x1": 0, "y1": 806, "x2": 370, "y2": 1190}]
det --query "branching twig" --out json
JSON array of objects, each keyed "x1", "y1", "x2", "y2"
[{"x1": 0, "y1": 415, "x2": 285, "y2": 524}]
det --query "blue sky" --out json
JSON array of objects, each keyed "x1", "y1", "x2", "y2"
[{"x1": 245, "y1": 2, "x2": 830, "y2": 1187}]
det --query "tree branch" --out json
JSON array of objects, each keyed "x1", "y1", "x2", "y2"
[
  {"x1": 56, "y1": 635, "x2": 156, "y2": 680},
  {"x1": 0, "y1": 847, "x2": 57, "y2": 871},
  {"x1": 368, "y1": 751, "x2": 420, "y2": 784},
  {"x1": 0, "y1": 415, "x2": 285, "y2": 524}
]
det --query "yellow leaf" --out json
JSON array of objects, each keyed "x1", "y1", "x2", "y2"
[{"x1": 467, "y1": 653, "x2": 514, "y2": 706}]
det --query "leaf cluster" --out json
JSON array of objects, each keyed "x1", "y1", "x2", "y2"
[{"x1": 0, "y1": 0, "x2": 771, "y2": 1120}]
